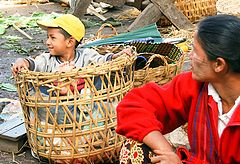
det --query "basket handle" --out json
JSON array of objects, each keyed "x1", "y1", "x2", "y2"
[
  {"x1": 143, "y1": 54, "x2": 169, "y2": 69},
  {"x1": 95, "y1": 23, "x2": 118, "y2": 39},
  {"x1": 138, "y1": 53, "x2": 170, "y2": 82}
]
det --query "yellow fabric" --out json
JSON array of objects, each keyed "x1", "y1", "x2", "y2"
[{"x1": 37, "y1": 14, "x2": 85, "y2": 42}]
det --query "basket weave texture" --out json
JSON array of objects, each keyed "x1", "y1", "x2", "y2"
[
  {"x1": 92, "y1": 44, "x2": 124, "y2": 55},
  {"x1": 131, "y1": 42, "x2": 184, "y2": 87},
  {"x1": 160, "y1": 0, "x2": 217, "y2": 25},
  {"x1": 95, "y1": 23, "x2": 118, "y2": 39},
  {"x1": 15, "y1": 54, "x2": 135, "y2": 163},
  {"x1": 86, "y1": 23, "x2": 118, "y2": 42},
  {"x1": 84, "y1": 23, "x2": 121, "y2": 55}
]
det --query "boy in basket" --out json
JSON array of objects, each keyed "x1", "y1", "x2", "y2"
[
  {"x1": 12, "y1": 13, "x2": 132, "y2": 118},
  {"x1": 12, "y1": 14, "x2": 132, "y2": 94},
  {"x1": 12, "y1": 14, "x2": 133, "y2": 161},
  {"x1": 12, "y1": 14, "x2": 132, "y2": 76},
  {"x1": 12, "y1": 14, "x2": 134, "y2": 122}
]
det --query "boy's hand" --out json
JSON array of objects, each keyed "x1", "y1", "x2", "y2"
[
  {"x1": 112, "y1": 48, "x2": 133, "y2": 59},
  {"x1": 11, "y1": 58, "x2": 30, "y2": 76},
  {"x1": 59, "y1": 61, "x2": 76, "y2": 72}
]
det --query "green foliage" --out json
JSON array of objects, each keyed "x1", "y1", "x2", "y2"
[
  {"x1": 81, "y1": 19, "x2": 100, "y2": 28},
  {"x1": 0, "y1": 83, "x2": 17, "y2": 92},
  {"x1": 0, "y1": 12, "x2": 62, "y2": 36},
  {"x1": 0, "y1": 12, "x2": 63, "y2": 55},
  {"x1": 0, "y1": 25, "x2": 5, "y2": 35},
  {"x1": 2, "y1": 35, "x2": 22, "y2": 41},
  {"x1": 1, "y1": 35, "x2": 32, "y2": 54},
  {"x1": 0, "y1": 12, "x2": 104, "y2": 55}
]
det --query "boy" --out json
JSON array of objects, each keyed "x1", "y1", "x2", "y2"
[
  {"x1": 12, "y1": 14, "x2": 132, "y2": 123},
  {"x1": 12, "y1": 14, "x2": 132, "y2": 75}
]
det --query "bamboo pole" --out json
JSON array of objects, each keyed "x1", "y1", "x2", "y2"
[{"x1": 12, "y1": 23, "x2": 33, "y2": 40}]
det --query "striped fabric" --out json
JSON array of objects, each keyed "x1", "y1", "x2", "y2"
[{"x1": 190, "y1": 84, "x2": 219, "y2": 163}]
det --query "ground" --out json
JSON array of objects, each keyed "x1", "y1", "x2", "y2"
[{"x1": 0, "y1": 2, "x2": 135, "y2": 163}]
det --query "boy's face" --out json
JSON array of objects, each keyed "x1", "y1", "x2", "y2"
[{"x1": 46, "y1": 28, "x2": 69, "y2": 56}]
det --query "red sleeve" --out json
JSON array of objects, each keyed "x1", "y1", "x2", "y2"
[{"x1": 116, "y1": 72, "x2": 201, "y2": 142}]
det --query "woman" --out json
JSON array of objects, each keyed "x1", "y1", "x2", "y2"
[{"x1": 116, "y1": 14, "x2": 240, "y2": 163}]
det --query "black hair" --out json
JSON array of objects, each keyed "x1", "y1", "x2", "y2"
[
  {"x1": 58, "y1": 28, "x2": 81, "y2": 48},
  {"x1": 197, "y1": 14, "x2": 240, "y2": 73}
]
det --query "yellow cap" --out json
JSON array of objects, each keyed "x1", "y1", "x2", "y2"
[{"x1": 37, "y1": 14, "x2": 85, "y2": 42}]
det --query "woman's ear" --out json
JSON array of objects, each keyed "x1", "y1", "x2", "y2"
[{"x1": 214, "y1": 57, "x2": 228, "y2": 73}]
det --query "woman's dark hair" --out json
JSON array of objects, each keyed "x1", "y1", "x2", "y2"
[
  {"x1": 197, "y1": 14, "x2": 240, "y2": 73},
  {"x1": 59, "y1": 28, "x2": 82, "y2": 48}
]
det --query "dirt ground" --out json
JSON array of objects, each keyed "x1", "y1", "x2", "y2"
[{"x1": 0, "y1": 2, "x2": 135, "y2": 163}]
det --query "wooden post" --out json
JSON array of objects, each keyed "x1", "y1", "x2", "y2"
[
  {"x1": 127, "y1": 3, "x2": 162, "y2": 31},
  {"x1": 94, "y1": 0, "x2": 126, "y2": 7},
  {"x1": 133, "y1": 0, "x2": 143, "y2": 10},
  {"x1": 72, "y1": 0, "x2": 91, "y2": 19},
  {"x1": 151, "y1": 0, "x2": 193, "y2": 29},
  {"x1": 128, "y1": 0, "x2": 194, "y2": 31}
]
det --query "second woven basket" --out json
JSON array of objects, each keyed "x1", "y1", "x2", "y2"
[{"x1": 131, "y1": 42, "x2": 185, "y2": 87}]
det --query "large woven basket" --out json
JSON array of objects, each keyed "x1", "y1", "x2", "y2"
[
  {"x1": 159, "y1": 0, "x2": 217, "y2": 26},
  {"x1": 131, "y1": 42, "x2": 184, "y2": 87},
  {"x1": 14, "y1": 54, "x2": 135, "y2": 163}
]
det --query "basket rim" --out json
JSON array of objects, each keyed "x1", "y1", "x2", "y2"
[
  {"x1": 16, "y1": 54, "x2": 136, "y2": 77},
  {"x1": 134, "y1": 54, "x2": 185, "y2": 72}
]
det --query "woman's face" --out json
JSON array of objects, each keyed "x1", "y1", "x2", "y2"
[{"x1": 189, "y1": 32, "x2": 216, "y2": 82}]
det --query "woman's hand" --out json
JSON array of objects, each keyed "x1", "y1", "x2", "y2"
[
  {"x1": 151, "y1": 150, "x2": 182, "y2": 164},
  {"x1": 143, "y1": 131, "x2": 182, "y2": 164}
]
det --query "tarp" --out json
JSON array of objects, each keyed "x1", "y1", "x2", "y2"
[{"x1": 81, "y1": 23, "x2": 163, "y2": 48}]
